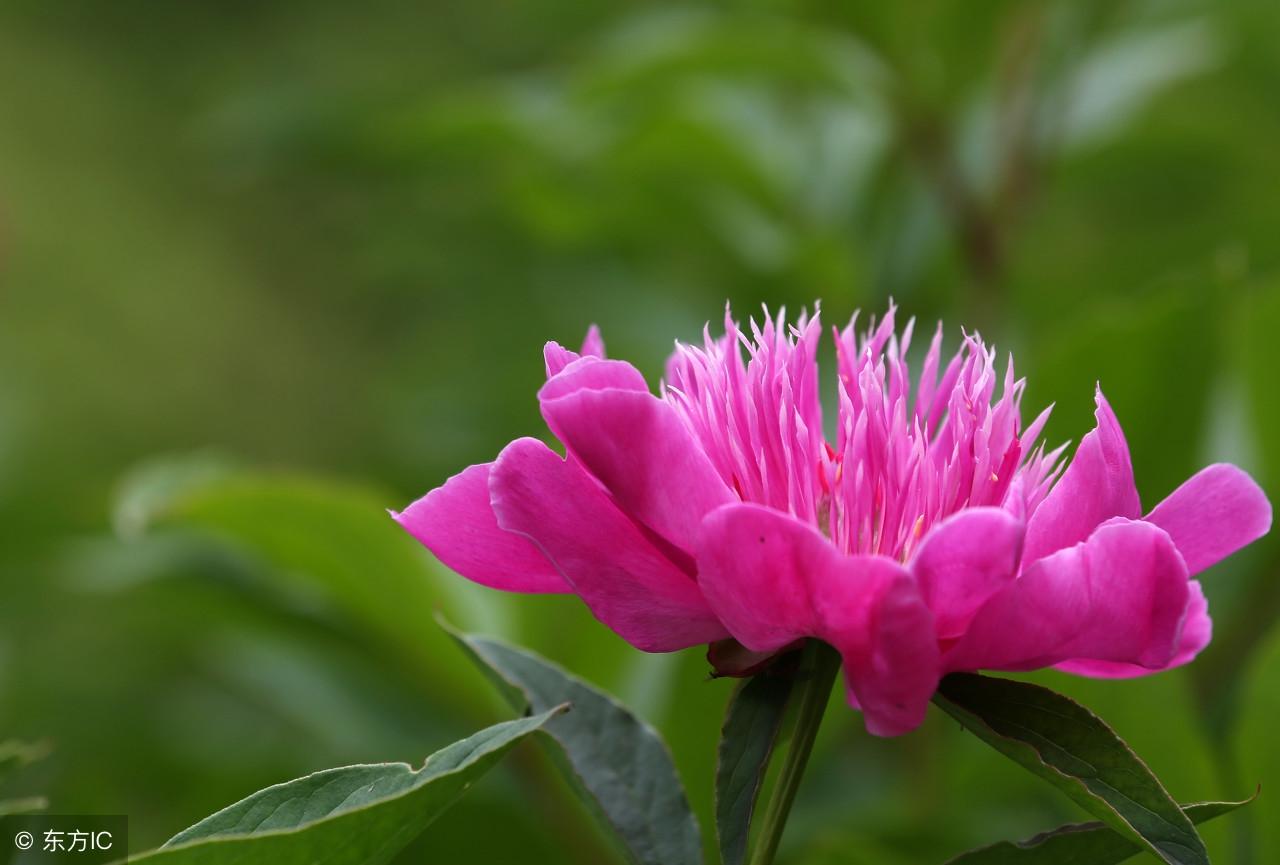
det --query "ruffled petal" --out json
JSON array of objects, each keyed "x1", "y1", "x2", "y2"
[
  {"x1": 1023, "y1": 387, "x2": 1142, "y2": 564},
  {"x1": 945, "y1": 519, "x2": 1189, "y2": 673},
  {"x1": 1053, "y1": 580, "x2": 1211, "y2": 678},
  {"x1": 697, "y1": 503, "x2": 938, "y2": 736},
  {"x1": 1145, "y1": 463, "x2": 1272, "y2": 575},
  {"x1": 490, "y1": 437, "x2": 727, "y2": 652},
  {"x1": 579, "y1": 324, "x2": 606, "y2": 359},
  {"x1": 543, "y1": 343, "x2": 578, "y2": 379},
  {"x1": 841, "y1": 572, "x2": 940, "y2": 737},
  {"x1": 541, "y1": 386, "x2": 734, "y2": 554},
  {"x1": 393, "y1": 463, "x2": 566, "y2": 593},
  {"x1": 910, "y1": 507, "x2": 1024, "y2": 639},
  {"x1": 696, "y1": 503, "x2": 830, "y2": 652},
  {"x1": 543, "y1": 326, "x2": 608, "y2": 377},
  {"x1": 1173, "y1": 580, "x2": 1214, "y2": 666},
  {"x1": 539, "y1": 355, "x2": 649, "y2": 400}
]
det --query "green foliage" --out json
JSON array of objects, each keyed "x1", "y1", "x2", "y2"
[
  {"x1": 0, "y1": 740, "x2": 49, "y2": 816},
  {"x1": 716, "y1": 673, "x2": 796, "y2": 865},
  {"x1": 126, "y1": 709, "x2": 564, "y2": 865},
  {"x1": 1028, "y1": 671, "x2": 1234, "y2": 859},
  {"x1": 934, "y1": 674, "x2": 1210, "y2": 865},
  {"x1": 0, "y1": 0, "x2": 1278, "y2": 862},
  {"x1": 130, "y1": 468, "x2": 489, "y2": 704},
  {"x1": 944, "y1": 798, "x2": 1254, "y2": 865},
  {"x1": 1234, "y1": 620, "x2": 1280, "y2": 864},
  {"x1": 446, "y1": 624, "x2": 704, "y2": 865},
  {"x1": 0, "y1": 741, "x2": 49, "y2": 782}
]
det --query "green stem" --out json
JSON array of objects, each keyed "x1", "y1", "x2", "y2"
[{"x1": 748, "y1": 640, "x2": 842, "y2": 865}]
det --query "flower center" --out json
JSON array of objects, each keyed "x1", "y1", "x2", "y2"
[{"x1": 664, "y1": 306, "x2": 1062, "y2": 560}]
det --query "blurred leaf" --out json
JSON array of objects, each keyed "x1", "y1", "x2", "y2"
[
  {"x1": 0, "y1": 740, "x2": 49, "y2": 782},
  {"x1": 934, "y1": 673, "x2": 1208, "y2": 865},
  {"x1": 127, "y1": 707, "x2": 564, "y2": 865},
  {"x1": 1234, "y1": 617, "x2": 1280, "y2": 863},
  {"x1": 942, "y1": 796, "x2": 1253, "y2": 865},
  {"x1": 444, "y1": 620, "x2": 703, "y2": 865},
  {"x1": 1023, "y1": 285, "x2": 1215, "y2": 503},
  {"x1": 1205, "y1": 281, "x2": 1280, "y2": 757},
  {"x1": 0, "y1": 740, "x2": 49, "y2": 816},
  {"x1": 113, "y1": 453, "x2": 238, "y2": 541},
  {"x1": 1055, "y1": 19, "x2": 1220, "y2": 150},
  {"x1": 0, "y1": 797, "x2": 46, "y2": 817},
  {"x1": 124, "y1": 465, "x2": 491, "y2": 705},
  {"x1": 1235, "y1": 282, "x2": 1280, "y2": 492},
  {"x1": 716, "y1": 673, "x2": 795, "y2": 865}
]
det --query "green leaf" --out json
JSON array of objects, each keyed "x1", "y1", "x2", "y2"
[
  {"x1": 0, "y1": 740, "x2": 50, "y2": 816},
  {"x1": 124, "y1": 707, "x2": 564, "y2": 865},
  {"x1": 124, "y1": 468, "x2": 495, "y2": 705},
  {"x1": 0, "y1": 797, "x2": 48, "y2": 816},
  {"x1": 715, "y1": 673, "x2": 795, "y2": 865},
  {"x1": 0, "y1": 740, "x2": 50, "y2": 782},
  {"x1": 1234, "y1": 617, "x2": 1280, "y2": 862},
  {"x1": 944, "y1": 797, "x2": 1254, "y2": 864},
  {"x1": 443, "y1": 619, "x2": 703, "y2": 865},
  {"x1": 933, "y1": 673, "x2": 1209, "y2": 865}
]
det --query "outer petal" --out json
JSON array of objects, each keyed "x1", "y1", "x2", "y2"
[
  {"x1": 1054, "y1": 581, "x2": 1211, "y2": 678},
  {"x1": 541, "y1": 386, "x2": 734, "y2": 554},
  {"x1": 543, "y1": 326, "x2": 608, "y2": 378},
  {"x1": 490, "y1": 437, "x2": 727, "y2": 652},
  {"x1": 540, "y1": 355, "x2": 649, "y2": 400},
  {"x1": 945, "y1": 519, "x2": 1189, "y2": 673},
  {"x1": 579, "y1": 324, "x2": 606, "y2": 359},
  {"x1": 837, "y1": 572, "x2": 940, "y2": 737},
  {"x1": 1145, "y1": 463, "x2": 1272, "y2": 575},
  {"x1": 543, "y1": 342, "x2": 579, "y2": 378},
  {"x1": 698, "y1": 503, "x2": 939, "y2": 736},
  {"x1": 1023, "y1": 388, "x2": 1141, "y2": 564},
  {"x1": 910, "y1": 507, "x2": 1024, "y2": 639},
  {"x1": 696, "y1": 504, "x2": 831, "y2": 653},
  {"x1": 393, "y1": 463, "x2": 566, "y2": 593},
  {"x1": 1172, "y1": 580, "x2": 1213, "y2": 666}
]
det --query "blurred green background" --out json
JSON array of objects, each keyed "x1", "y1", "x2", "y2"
[{"x1": 1, "y1": 0, "x2": 1278, "y2": 862}]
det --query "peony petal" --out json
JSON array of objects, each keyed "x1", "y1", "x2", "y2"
[
  {"x1": 580, "y1": 324, "x2": 606, "y2": 358},
  {"x1": 541, "y1": 386, "x2": 734, "y2": 554},
  {"x1": 1145, "y1": 463, "x2": 1272, "y2": 575},
  {"x1": 539, "y1": 355, "x2": 649, "y2": 400},
  {"x1": 850, "y1": 575, "x2": 940, "y2": 737},
  {"x1": 393, "y1": 463, "x2": 566, "y2": 593},
  {"x1": 945, "y1": 519, "x2": 1189, "y2": 674},
  {"x1": 696, "y1": 503, "x2": 832, "y2": 652},
  {"x1": 1173, "y1": 580, "x2": 1214, "y2": 666},
  {"x1": 698, "y1": 503, "x2": 939, "y2": 736},
  {"x1": 910, "y1": 507, "x2": 1024, "y2": 638},
  {"x1": 543, "y1": 326, "x2": 609, "y2": 378},
  {"x1": 490, "y1": 437, "x2": 727, "y2": 652},
  {"x1": 1023, "y1": 387, "x2": 1142, "y2": 564},
  {"x1": 543, "y1": 342, "x2": 579, "y2": 378},
  {"x1": 1054, "y1": 581, "x2": 1211, "y2": 678}
]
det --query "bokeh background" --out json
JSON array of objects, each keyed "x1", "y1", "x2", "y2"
[{"x1": 2, "y1": 0, "x2": 1278, "y2": 862}]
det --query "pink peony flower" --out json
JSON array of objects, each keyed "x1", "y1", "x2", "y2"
[{"x1": 395, "y1": 307, "x2": 1271, "y2": 736}]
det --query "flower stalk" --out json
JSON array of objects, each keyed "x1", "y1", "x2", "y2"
[{"x1": 748, "y1": 640, "x2": 842, "y2": 865}]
